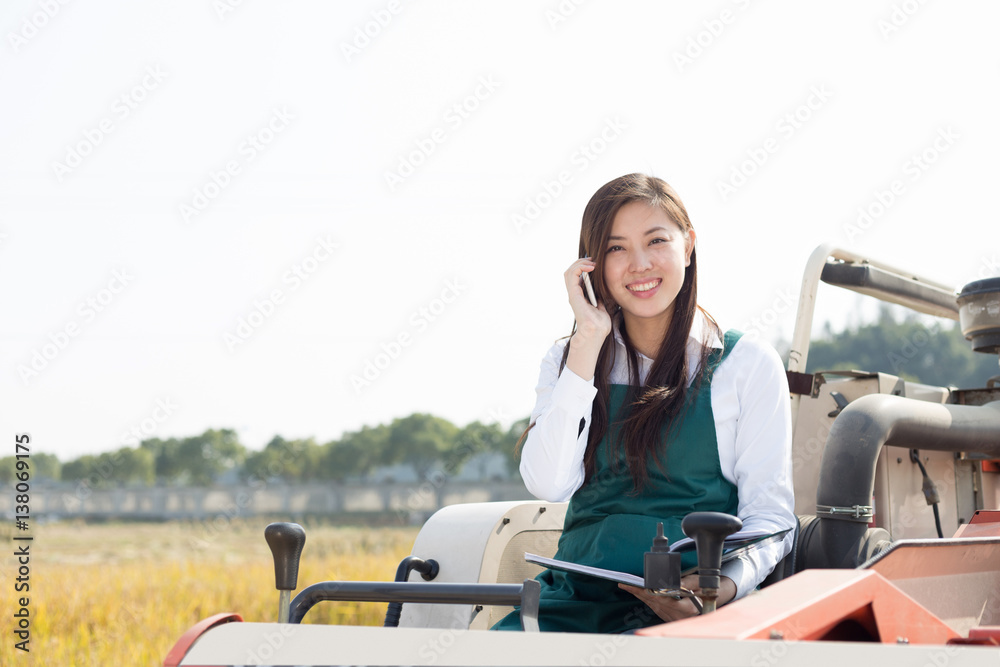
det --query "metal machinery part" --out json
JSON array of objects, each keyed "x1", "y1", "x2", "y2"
[
  {"x1": 802, "y1": 395, "x2": 1000, "y2": 569},
  {"x1": 172, "y1": 620, "x2": 1000, "y2": 666}
]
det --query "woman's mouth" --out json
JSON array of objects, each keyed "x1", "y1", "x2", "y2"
[{"x1": 626, "y1": 278, "x2": 661, "y2": 297}]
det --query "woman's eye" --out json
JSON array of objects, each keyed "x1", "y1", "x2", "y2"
[
  {"x1": 607, "y1": 245, "x2": 623, "y2": 253},
  {"x1": 650, "y1": 237, "x2": 667, "y2": 245}
]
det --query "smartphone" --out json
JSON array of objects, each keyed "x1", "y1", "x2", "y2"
[{"x1": 582, "y1": 272, "x2": 598, "y2": 308}]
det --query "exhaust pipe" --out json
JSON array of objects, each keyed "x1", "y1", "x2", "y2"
[{"x1": 804, "y1": 394, "x2": 1000, "y2": 569}]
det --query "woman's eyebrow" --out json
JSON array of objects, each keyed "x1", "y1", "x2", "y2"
[{"x1": 608, "y1": 226, "x2": 669, "y2": 241}]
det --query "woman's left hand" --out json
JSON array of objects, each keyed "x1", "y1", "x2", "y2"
[{"x1": 618, "y1": 574, "x2": 737, "y2": 624}]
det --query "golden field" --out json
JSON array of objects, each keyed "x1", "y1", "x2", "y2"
[{"x1": 0, "y1": 519, "x2": 419, "y2": 666}]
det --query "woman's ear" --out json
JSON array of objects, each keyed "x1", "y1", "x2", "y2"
[{"x1": 684, "y1": 228, "x2": 697, "y2": 267}]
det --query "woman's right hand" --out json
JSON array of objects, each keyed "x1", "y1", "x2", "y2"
[{"x1": 563, "y1": 258, "x2": 612, "y2": 380}]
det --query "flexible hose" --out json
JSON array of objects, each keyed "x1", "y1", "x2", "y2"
[
  {"x1": 911, "y1": 450, "x2": 944, "y2": 539},
  {"x1": 383, "y1": 557, "x2": 440, "y2": 627}
]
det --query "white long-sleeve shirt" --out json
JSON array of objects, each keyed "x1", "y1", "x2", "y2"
[{"x1": 519, "y1": 314, "x2": 796, "y2": 600}]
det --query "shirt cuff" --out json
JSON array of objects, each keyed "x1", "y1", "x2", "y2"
[
  {"x1": 720, "y1": 556, "x2": 753, "y2": 602},
  {"x1": 549, "y1": 366, "x2": 597, "y2": 410}
]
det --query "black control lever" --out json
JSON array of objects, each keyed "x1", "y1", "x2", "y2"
[
  {"x1": 643, "y1": 522, "x2": 681, "y2": 591},
  {"x1": 828, "y1": 391, "x2": 850, "y2": 418},
  {"x1": 681, "y1": 512, "x2": 742, "y2": 613},
  {"x1": 265, "y1": 522, "x2": 307, "y2": 623},
  {"x1": 910, "y1": 448, "x2": 944, "y2": 538}
]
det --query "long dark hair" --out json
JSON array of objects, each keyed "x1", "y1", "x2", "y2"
[{"x1": 520, "y1": 173, "x2": 719, "y2": 492}]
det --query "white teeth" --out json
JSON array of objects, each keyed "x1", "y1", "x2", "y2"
[{"x1": 628, "y1": 280, "x2": 660, "y2": 292}]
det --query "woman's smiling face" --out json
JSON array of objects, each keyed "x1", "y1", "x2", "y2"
[{"x1": 602, "y1": 201, "x2": 694, "y2": 331}]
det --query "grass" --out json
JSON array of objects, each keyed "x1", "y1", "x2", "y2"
[{"x1": 0, "y1": 519, "x2": 419, "y2": 666}]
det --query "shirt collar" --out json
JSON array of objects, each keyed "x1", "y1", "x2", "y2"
[{"x1": 612, "y1": 308, "x2": 722, "y2": 361}]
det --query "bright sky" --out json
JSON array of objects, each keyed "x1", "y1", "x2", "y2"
[{"x1": 2, "y1": 1, "x2": 997, "y2": 460}]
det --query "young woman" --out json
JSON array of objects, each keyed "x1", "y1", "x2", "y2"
[{"x1": 492, "y1": 173, "x2": 796, "y2": 633}]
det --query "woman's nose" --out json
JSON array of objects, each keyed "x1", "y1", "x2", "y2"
[{"x1": 629, "y1": 249, "x2": 653, "y2": 272}]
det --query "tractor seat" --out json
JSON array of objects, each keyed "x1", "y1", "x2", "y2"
[{"x1": 397, "y1": 501, "x2": 567, "y2": 629}]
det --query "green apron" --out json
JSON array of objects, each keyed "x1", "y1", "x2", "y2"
[{"x1": 493, "y1": 330, "x2": 741, "y2": 633}]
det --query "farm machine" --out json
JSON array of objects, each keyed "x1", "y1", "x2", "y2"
[{"x1": 165, "y1": 244, "x2": 1000, "y2": 666}]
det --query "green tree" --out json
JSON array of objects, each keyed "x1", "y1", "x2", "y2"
[
  {"x1": 61, "y1": 455, "x2": 100, "y2": 485},
  {"x1": 384, "y1": 414, "x2": 459, "y2": 481},
  {"x1": 806, "y1": 306, "x2": 999, "y2": 388},
  {"x1": 175, "y1": 428, "x2": 244, "y2": 485},
  {"x1": 449, "y1": 421, "x2": 506, "y2": 479},
  {"x1": 243, "y1": 437, "x2": 284, "y2": 482},
  {"x1": 244, "y1": 435, "x2": 325, "y2": 483},
  {"x1": 0, "y1": 453, "x2": 61, "y2": 485},
  {"x1": 0, "y1": 457, "x2": 19, "y2": 485},
  {"x1": 141, "y1": 429, "x2": 245, "y2": 485},
  {"x1": 59, "y1": 447, "x2": 154, "y2": 488},
  {"x1": 141, "y1": 437, "x2": 185, "y2": 482},
  {"x1": 321, "y1": 425, "x2": 387, "y2": 481},
  {"x1": 109, "y1": 447, "x2": 155, "y2": 486},
  {"x1": 35, "y1": 453, "x2": 61, "y2": 481}
]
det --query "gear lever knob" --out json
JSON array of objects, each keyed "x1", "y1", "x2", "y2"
[
  {"x1": 265, "y1": 522, "x2": 306, "y2": 622},
  {"x1": 681, "y1": 512, "x2": 742, "y2": 613}
]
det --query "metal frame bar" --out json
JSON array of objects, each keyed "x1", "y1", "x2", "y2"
[
  {"x1": 788, "y1": 244, "x2": 959, "y2": 428},
  {"x1": 288, "y1": 579, "x2": 541, "y2": 631}
]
